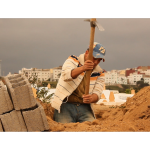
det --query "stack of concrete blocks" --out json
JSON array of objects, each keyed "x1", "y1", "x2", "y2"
[{"x1": 0, "y1": 74, "x2": 49, "y2": 132}]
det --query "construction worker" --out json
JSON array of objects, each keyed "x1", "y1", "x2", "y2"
[{"x1": 51, "y1": 42, "x2": 106, "y2": 123}]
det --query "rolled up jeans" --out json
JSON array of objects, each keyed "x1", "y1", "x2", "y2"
[{"x1": 54, "y1": 102, "x2": 95, "y2": 123}]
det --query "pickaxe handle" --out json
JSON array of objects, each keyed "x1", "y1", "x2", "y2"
[{"x1": 85, "y1": 18, "x2": 96, "y2": 95}]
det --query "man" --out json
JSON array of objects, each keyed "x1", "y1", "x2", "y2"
[{"x1": 51, "y1": 42, "x2": 106, "y2": 123}]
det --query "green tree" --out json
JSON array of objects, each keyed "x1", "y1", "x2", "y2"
[
  {"x1": 36, "y1": 87, "x2": 54, "y2": 103},
  {"x1": 28, "y1": 73, "x2": 38, "y2": 88},
  {"x1": 136, "y1": 79, "x2": 149, "y2": 89},
  {"x1": 28, "y1": 73, "x2": 54, "y2": 103},
  {"x1": 125, "y1": 89, "x2": 131, "y2": 94}
]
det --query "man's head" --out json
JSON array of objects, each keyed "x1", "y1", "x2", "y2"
[{"x1": 85, "y1": 42, "x2": 106, "y2": 68}]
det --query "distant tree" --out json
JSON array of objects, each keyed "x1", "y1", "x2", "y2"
[
  {"x1": 46, "y1": 78, "x2": 50, "y2": 81},
  {"x1": 36, "y1": 87, "x2": 54, "y2": 103},
  {"x1": 57, "y1": 73, "x2": 61, "y2": 78},
  {"x1": 125, "y1": 89, "x2": 131, "y2": 94},
  {"x1": 28, "y1": 73, "x2": 54, "y2": 103},
  {"x1": 42, "y1": 82, "x2": 48, "y2": 87},
  {"x1": 136, "y1": 80, "x2": 149, "y2": 89},
  {"x1": 28, "y1": 73, "x2": 38, "y2": 88}
]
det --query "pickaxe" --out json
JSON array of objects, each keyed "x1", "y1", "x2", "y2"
[{"x1": 84, "y1": 18, "x2": 105, "y2": 95}]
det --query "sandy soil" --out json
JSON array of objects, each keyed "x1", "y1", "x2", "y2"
[{"x1": 38, "y1": 86, "x2": 150, "y2": 132}]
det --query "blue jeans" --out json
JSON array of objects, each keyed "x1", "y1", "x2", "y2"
[{"x1": 54, "y1": 103, "x2": 95, "y2": 123}]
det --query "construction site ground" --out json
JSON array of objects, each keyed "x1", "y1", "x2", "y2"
[{"x1": 38, "y1": 86, "x2": 150, "y2": 132}]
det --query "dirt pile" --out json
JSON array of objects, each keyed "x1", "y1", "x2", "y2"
[{"x1": 39, "y1": 86, "x2": 150, "y2": 132}]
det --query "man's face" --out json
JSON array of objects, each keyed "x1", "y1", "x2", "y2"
[{"x1": 85, "y1": 50, "x2": 103, "y2": 68}]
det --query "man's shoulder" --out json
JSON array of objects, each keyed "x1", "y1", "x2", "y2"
[
  {"x1": 67, "y1": 55, "x2": 80, "y2": 65},
  {"x1": 68, "y1": 55, "x2": 78, "y2": 60}
]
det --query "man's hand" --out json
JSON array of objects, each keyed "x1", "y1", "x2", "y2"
[
  {"x1": 82, "y1": 60, "x2": 94, "y2": 71},
  {"x1": 71, "y1": 60, "x2": 94, "y2": 79},
  {"x1": 82, "y1": 93, "x2": 98, "y2": 104}
]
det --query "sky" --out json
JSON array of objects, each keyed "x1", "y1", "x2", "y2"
[{"x1": 1, "y1": 18, "x2": 150, "y2": 76}]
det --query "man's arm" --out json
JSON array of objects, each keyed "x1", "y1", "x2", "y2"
[
  {"x1": 83, "y1": 72, "x2": 105, "y2": 104},
  {"x1": 71, "y1": 60, "x2": 94, "y2": 79},
  {"x1": 82, "y1": 93, "x2": 98, "y2": 104}
]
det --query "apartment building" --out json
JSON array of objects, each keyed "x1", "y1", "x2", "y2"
[
  {"x1": 19, "y1": 66, "x2": 62, "y2": 82},
  {"x1": 19, "y1": 68, "x2": 53, "y2": 81},
  {"x1": 143, "y1": 75, "x2": 150, "y2": 85},
  {"x1": 140, "y1": 69, "x2": 150, "y2": 76},
  {"x1": 117, "y1": 75, "x2": 127, "y2": 84},
  {"x1": 127, "y1": 72, "x2": 143, "y2": 85},
  {"x1": 52, "y1": 66, "x2": 62, "y2": 81},
  {"x1": 105, "y1": 70, "x2": 127, "y2": 85}
]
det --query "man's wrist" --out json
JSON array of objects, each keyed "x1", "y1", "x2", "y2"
[
  {"x1": 91, "y1": 93, "x2": 98, "y2": 103},
  {"x1": 80, "y1": 66, "x2": 85, "y2": 72}
]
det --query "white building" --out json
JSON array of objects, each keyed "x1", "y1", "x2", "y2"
[
  {"x1": 19, "y1": 66, "x2": 62, "y2": 82},
  {"x1": 105, "y1": 71, "x2": 113, "y2": 85},
  {"x1": 53, "y1": 69, "x2": 62, "y2": 80},
  {"x1": 143, "y1": 76, "x2": 150, "y2": 85},
  {"x1": 127, "y1": 72, "x2": 143, "y2": 85},
  {"x1": 117, "y1": 75, "x2": 127, "y2": 84},
  {"x1": 143, "y1": 69, "x2": 150, "y2": 76},
  {"x1": 105, "y1": 70, "x2": 127, "y2": 85},
  {"x1": 19, "y1": 68, "x2": 53, "y2": 81}
]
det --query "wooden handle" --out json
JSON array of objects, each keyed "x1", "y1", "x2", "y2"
[{"x1": 85, "y1": 18, "x2": 96, "y2": 95}]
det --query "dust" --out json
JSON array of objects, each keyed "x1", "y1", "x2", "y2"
[{"x1": 38, "y1": 86, "x2": 150, "y2": 132}]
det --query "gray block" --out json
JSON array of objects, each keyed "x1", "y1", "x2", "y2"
[
  {"x1": 0, "y1": 81, "x2": 13, "y2": 115},
  {"x1": 0, "y1": 119, "x2": 3, "y2": 132},
  {"x1": 36, "y1": 102, "x2": 49, "y2": 130},
  {"x1": 22, "y1": 105, "x2": 49, "y2": 132},
  {"x1": 3, "y1": 74, "x2": 37, "y2": 110},
  {"x1": 0, "y1": 110, "x2": 27, "y2": 131}
]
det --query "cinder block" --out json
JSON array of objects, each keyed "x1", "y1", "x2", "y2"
[
  {"x1": 37, "y1": 103, "x2": 49, "y2": 130},
  {"x1": 0, "y1": 81, "x2": 13, "y2": 115},
  {"x1": 22, "y1": 104, "x2": 49, "y2": 131},
  {"x1": 3, "y1": 74, "x2": 37, "y2": 110},
  {"x1": 0, "y1": 110, "x2": 27, "y2": 131},
  {"x1": 0, "y1": 119, "x2": 3, "y2": 132}
]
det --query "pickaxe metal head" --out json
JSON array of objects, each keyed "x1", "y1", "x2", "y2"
[{"x1": 84, "y1": 19, "x2": 105, "y2": 31}]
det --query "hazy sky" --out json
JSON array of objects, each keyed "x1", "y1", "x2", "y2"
[{"x1": 0, "y1": 18, "x2": 150, "y2": 75}]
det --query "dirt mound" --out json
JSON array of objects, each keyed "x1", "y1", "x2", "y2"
[
  {"x1": 38, "y1": 86, "x2": 150, "y2": 132},
  {"x1": 36, "y1": 99, "x2": 54, "y2": 120}
]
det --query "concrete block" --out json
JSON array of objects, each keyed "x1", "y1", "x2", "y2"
[
  {"x1": 22, "y1": 104, "x2": 49, "y2": 131},
  {"x1": 37, "y1": 103, "x2": 49, "y2": 130},
  {"x1": 3, "y1": 74, "x2": 37, "y2": 110},
  {"x1": 0, "y1": 81, "x2": 13, "y2": 115},
  {"x1": 0, "y1": 119, "x2": 3, "y2": 132},
  {"x1": 17, "y1": 77, "x2": 24, "y2": 83},
  {"x1": 0, "y1": 110, "x2": 27, "y2": 131}
]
